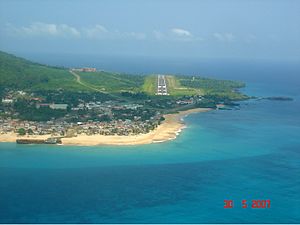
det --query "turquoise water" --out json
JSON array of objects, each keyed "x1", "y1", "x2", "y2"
[{"x1": 0, "y1": 61, "x2": 300, "y2": 223}]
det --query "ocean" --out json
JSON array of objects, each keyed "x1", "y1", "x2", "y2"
[{"x1": 0, "y1": 56, "x2": 299, "y2": 223}]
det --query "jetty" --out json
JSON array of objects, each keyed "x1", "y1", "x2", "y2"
[{"x1": 16, "y1": 137, "x2": 62, "y2": 145}]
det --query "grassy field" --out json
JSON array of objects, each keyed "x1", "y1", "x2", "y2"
[
  {"x1": 142, "y1": 75, "x2": 157, "y2": 95},
  {"x1": 165, "y1": 75, "x2": 201, "y2": 96},
  {"x1": 178, "y1": 75, "x2": 247, "y2": 99},
  {"x1": 30, "y1": 67, "x2": 90, "y2": 91},
  {"x1": 78, "y1": 71, "x2": 145, "y2": 93}
]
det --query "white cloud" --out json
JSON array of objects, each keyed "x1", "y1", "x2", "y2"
[
  {"x1": 4, "y1": 22, "x2": 204, "y2": 42},
  {"x1": 84, "y1": 25, "x2": 108, "y2": 39},
  {"x1": 153, "y1": 28, "x2": 203, "y2": 42},
  {"x1": 213, "y1": 32, "x2": 235, "y2": 42},
  {"x1": 5, "y1": 22, "x2": 147, "y2": 40},
  {"x1": 7, "y1": 22, "x2": 81, "y2": 38},
  {"x1": 171, "y1": 28, "x2": 192, "y2": 37},
  {"x1": 83, "y1": 25, "x2": 146, "y2": 40}
]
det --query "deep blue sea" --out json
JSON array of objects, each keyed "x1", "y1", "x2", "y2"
[{"x1": 0, "y1": 56, "x2": 299, "y2": 223}]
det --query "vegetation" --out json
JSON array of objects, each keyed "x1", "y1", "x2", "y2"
[
  {"x1": 14, "y1": 99, "x2": 68, "y2": 121},
  {"x1": 0, "y1": 50, "x2": 249, "y2": 119},
  {"x1": 179, "y1": 76, "x2": 244, "y2": 89},
  {"x1": 165, "y1": 75, "x2": 200, "y2": 96},
  {"x1": 112, "y1": 108, "x2": 156, "y2": 121},
  {"x1": 0, "y1": 51, "x2": 88, "y2": 91},
  {"x1": 0, "y1": 51, "x2": 254, "y2": 139},
  {"x1": 178, "y1": 75, "x2": 248, "y2": 100},
  {"x1": 142, "y1": 75, "x2": 157, "y2": 95},
  {"x1": 34, "y1": 90, "x2": 115, "y2": 106},
  {"x1": 120, "y1": 91, "x2": 149, "y2": 100},
  {"x1": 0, "y1": 51, "x2": 248, "y2": 100},
  {"x1": 78, "y1": 71, "x2": 145, "y2": 92},
  {"x1": 17, "y1": 128, "x2": 26, "y2": 136}
]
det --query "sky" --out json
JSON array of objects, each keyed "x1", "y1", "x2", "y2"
[{"x1": 0, "y1": 0, "x2": 299, "y2": 61}]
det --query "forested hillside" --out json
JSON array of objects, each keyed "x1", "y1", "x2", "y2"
[{"x1": 0, "y1": 51, "x2": 87, "y2": 91}]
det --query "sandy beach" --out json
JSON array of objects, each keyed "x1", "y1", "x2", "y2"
[
  {"x1": 0, "y1": 133, "x2": 52, "y2": 143},
  {"x1": 0, "y1": 108, "x2": 211, "y2": 146},
  {"x1": 62, "y1": 108, "x2": 212, "y2": 146}
]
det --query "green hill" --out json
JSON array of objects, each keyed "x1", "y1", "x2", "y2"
[
  {"x1": 0, "y1": 51, "x2": 145, "y2": 93},
  {"x1": 0, "y1": 51, "x2": 248, "y2": 100},
  {"x1": 0, "y1": 51, "x2": 88, "y2": 91}
]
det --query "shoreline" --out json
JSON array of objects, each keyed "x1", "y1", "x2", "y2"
[{"x1": 0, "y1": 108, "x2": 212, "y2": 146}]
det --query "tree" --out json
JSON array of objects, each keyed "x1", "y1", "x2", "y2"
[{"x1": 17, "y1": 128, "x2": 26, "y2": 135}]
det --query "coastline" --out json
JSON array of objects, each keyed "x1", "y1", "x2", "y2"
[{"x1": 0, "y1": 108, "x2": 212, "y2": 146}]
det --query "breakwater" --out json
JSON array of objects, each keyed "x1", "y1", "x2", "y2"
[{"x1": 16, "y1": 137, "x2": 62, "y2": 144}]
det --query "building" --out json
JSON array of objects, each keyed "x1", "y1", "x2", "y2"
[
  {"x1": 36, "y1": 103, "x2": 68, "y2": 110},
  {"x1": 36, "y1": 103, "x2": 50, "y2": 109},
  {"x1": 71, "y1": 68, "x2": 97, "y2": 72},
  {"x1": 82, "y1": 68, "x2": 96, "y2": 72},
  {"x1": 49, "y1": 104, "x2": 68, "y2": 110},
  {"x1": 1, "y1": 99, "x2": 14, "y2": 104}
]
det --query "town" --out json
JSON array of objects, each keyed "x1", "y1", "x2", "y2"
[
  {"x1": 0, "y1": 87, "x2": 205, "y2": 139},
  {"x1": 0, "y1": 92, "x2": 162, "y2": 138}
]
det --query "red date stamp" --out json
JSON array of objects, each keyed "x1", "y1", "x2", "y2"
[{"x1": 224, "y1": 199, "x2": 271, "y2": 208}]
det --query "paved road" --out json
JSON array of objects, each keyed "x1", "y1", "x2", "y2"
[{"x1": 156, "y1": 75, "x2": 168, "y2": 95}]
